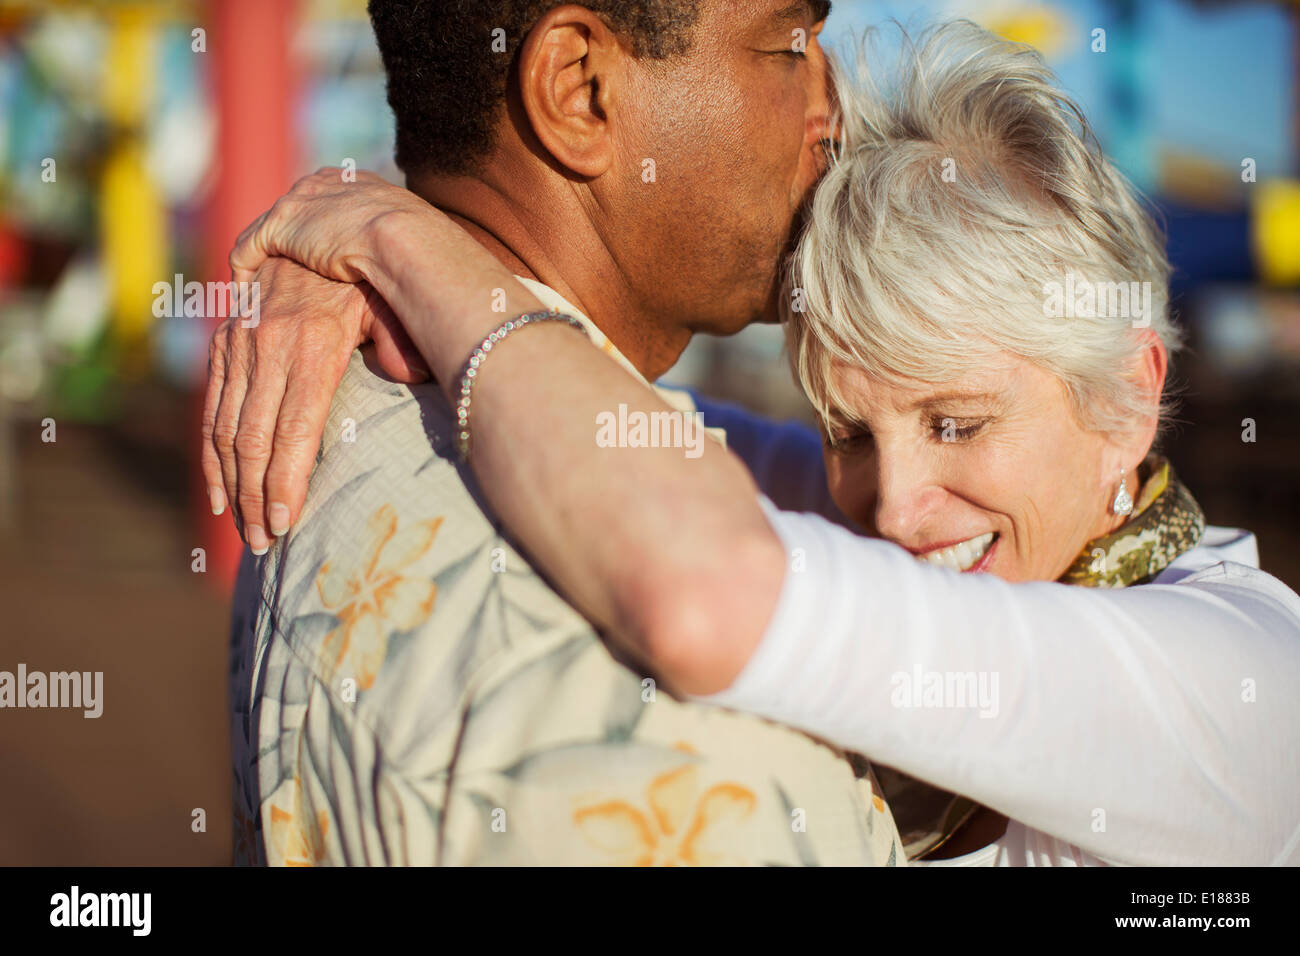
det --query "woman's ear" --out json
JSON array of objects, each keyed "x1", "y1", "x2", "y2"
[
  {"x1": 1134, "y1": 328, "x2": 1169, "y2": 397},
  {"x1": 517, "y1": 5, "x2": 621, "y2": 179},
  {"x1": 1102, "y1": 329, "x2": 1169, "y2": 482}
]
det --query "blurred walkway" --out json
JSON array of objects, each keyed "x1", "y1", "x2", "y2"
[{"x1": 0, "y1": 384, "x2": 232, "y2": 865}]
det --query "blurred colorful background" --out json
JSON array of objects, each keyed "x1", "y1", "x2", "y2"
[{"x1": 0, "y1": 0, "x2": 1296, "y2": 864}]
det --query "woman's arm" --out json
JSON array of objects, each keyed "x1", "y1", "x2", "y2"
[{"x1": 710, "y1": 500, "x2": 1300, "y2": 864}]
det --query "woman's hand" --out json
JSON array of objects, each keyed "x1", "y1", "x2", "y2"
[
  {"x1": 228, "y1": 167, "x2": 433, "y2": 286},
  {"x1": 228, "y1": 164, "x2": 540, "y2": 388},
  {"x1": 202, "y1": 257, "x2": 429, "y2": 552},
  {"x1": 207, "y1": 168, "x2": 544, "y2": 548}
]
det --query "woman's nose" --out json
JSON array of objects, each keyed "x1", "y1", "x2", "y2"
[{"x1": 873, "y1": 448, "x2": 943, "y2": 544}]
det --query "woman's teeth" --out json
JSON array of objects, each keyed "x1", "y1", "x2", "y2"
[{"x1": 916, "y1": 532, "x2": 996, "y2": 571}]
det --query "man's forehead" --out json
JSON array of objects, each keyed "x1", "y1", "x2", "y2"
[
  {"x1": 741, "y1": 0, "x2": 832, "y2": 27},
  {"x1": 786, "y1": 0, "x2": 833, "y2": 22}
]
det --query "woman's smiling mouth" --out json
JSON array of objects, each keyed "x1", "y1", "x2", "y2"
[{"x1": 913, "y1": 532, "x2": 998, "y2": 572}]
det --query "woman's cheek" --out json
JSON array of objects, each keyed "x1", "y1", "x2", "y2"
[{"x1": 825, "y1": 454, "x2": 875, "y2": 529}]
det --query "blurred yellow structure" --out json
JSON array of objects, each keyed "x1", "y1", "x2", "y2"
[
  {"x1": 1255, "y1": 179, "x2": 1300, "y2": 286},
  {"x1": 101, "y1": 6, "x2": 166, "y2": 375},
  {"x1": 986, "y1": 3, "x2": 1070, "y2": 56}
]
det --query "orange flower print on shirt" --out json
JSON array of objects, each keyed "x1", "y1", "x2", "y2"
[
  {"x1": 573, "y1": 744, "x2": 758, "y2": 865},
  {"x1": 268, "y1": 776, "x2": 329, "y2": 867},
  {"x1": 315, "y1": 504, "x2": 442, "y2": 691}
]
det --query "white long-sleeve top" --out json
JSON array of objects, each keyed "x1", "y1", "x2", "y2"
[{"x1": 686, "y1": 395, "x2": 1300, "y2": 866}]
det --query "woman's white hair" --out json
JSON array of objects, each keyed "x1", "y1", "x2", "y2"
[{"x1": 787, "y1": 19, "x2": 1179, "y2": 436}]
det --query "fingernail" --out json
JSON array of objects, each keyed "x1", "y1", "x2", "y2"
[
  {"x1": 268, "y1": 503, "x2": 291, "y2": 537},
  {"x1": 209, "y1": 486, "x2": 226, "y2": 516},
  {"x1": 247, "y1": 525, "x2": 270, "y2": 555}
]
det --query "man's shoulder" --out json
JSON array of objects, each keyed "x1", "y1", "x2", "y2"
[
  {"x1": 232, "y1": 358, "x2": 907, "y2": 866},
  {"x1": 322, "y1": 346, "x2": 458, "y2": 468},
  {"x1": 242, "y1": 347, "x2": 612, "y2": 731},
  {"x1": 303, "y1": 348, "x2": 493, "y2": 558}
]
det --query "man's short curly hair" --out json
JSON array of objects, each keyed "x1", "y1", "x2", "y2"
[{"x1": 368, "y1": 1, "x2": 703, "y2": 177}]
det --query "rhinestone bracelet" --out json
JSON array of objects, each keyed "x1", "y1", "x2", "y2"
[{"x1": 454, "y1": 310, "x2": 588, "y2": 460}]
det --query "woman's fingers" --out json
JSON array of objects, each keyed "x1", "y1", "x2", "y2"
[
  {"x1": 232, "y1": 345, "x2": 289, "y2": 554},
  {"x1": 229, "y1": 207, "x2": 271, "y2": 282},
  {"x1": 230, "y1": 168, "x2": 331, "y2": 274},
  {"x1": 213, "y1": 259, "x2": 380, "y2": 544},
  {"x1": 212, "y1": 172, "x2": 428, "y2": 542},
  {"x1": 230, "y1": 172, "x2": 343, "y2": 281},
  {"x1": 201, "y1": 323, "x2": 231, "y2": 517},
  {"x1": 229, "y1": 168, "x2": 424, "y2": 290},
  {"x1": 263, "y1": 348, "x2": 352, "y2": 537},
  {"x1": 211, "y1": 326, "x2": 253, "y2": 539}
]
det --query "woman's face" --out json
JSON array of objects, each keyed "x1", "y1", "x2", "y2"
[{"x1": 823, "y1": 353, "x2": 1124, "y2": 582}]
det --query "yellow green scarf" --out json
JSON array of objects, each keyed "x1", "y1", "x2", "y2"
[{"x1": 1059, "y1": 457, "x2": 1206, "y2": 588}]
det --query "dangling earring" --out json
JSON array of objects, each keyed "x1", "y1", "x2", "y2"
[{"x1": 1111, "y1": 470, "x2": 1134, "y2": 517}]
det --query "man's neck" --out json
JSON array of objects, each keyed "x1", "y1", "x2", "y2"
[{"x1": 407, "y1": 171, "x2": 689, "y2": 381}]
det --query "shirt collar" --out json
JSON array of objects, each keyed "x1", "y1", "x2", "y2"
[
  {"x1": 514, "y1": 275, "x2": 646, "y2": 384},
  {"x1": 512, "y1": 275, "x2": 726, "y2": 448}
]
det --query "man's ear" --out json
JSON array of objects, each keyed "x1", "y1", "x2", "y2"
[{"x1": 517, "y1": 5, "x2": 622, "y2": 178}]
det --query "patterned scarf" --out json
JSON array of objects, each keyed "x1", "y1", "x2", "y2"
[
  {"x1": 883, "y1": 455, "x2": 1206, "y2": 860},
  {"x1": 1059, "y1": 456, "x2": 1206, "y2": 588}
]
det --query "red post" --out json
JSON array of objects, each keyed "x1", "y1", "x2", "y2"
[{"x1": 199, "y1": 0, "x2": 300, "y2": 590}]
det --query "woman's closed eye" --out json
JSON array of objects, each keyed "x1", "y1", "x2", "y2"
[
  {"x1": 929, "y1": 416, "x2": 988, "y2": 443},
  {"x1": 825, "y1": 428, "x2": 873, "y2": 454}
]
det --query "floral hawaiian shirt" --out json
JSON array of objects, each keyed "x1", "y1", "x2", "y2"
[{"x1": 228, "y1": 277, "x2": 905, "y2": 866}]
